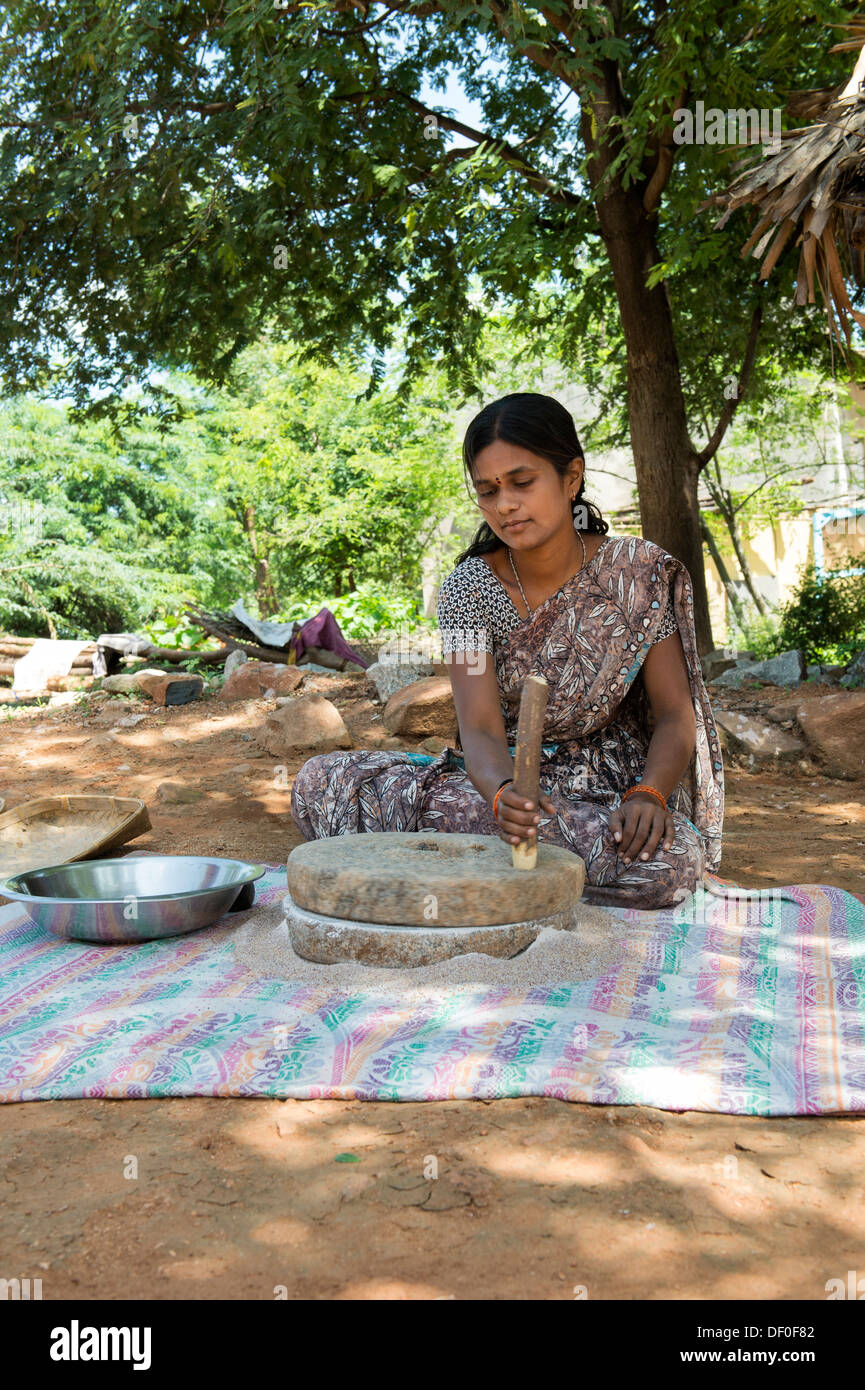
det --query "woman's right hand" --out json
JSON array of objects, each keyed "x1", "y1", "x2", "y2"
[{"x1": 494, "y1": 784, "x2": 557, "y2": 845}]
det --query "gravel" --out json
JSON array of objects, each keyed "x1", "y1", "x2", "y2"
[{"x1": 230, "y1": 896, "x2": 634, "y2": 999}]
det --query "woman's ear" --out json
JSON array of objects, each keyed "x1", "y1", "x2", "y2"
[{"x1": 568, "y1": 455, "x2": 585, "y2": 495}]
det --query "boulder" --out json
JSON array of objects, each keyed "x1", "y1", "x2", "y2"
[
  {"x1": 217, "y1": 661, "x2": 306, "y2": 702},
  {"x1": 841, "y1": 650, "x2": 865, "y2": 689},
  {"x1": 255, "y1": 693, "x2": 352, "y2": 755},
  {"x1": 365, "y1": 658, "x2": 434, "y2": 702},
  {"x1": 714, "y1": 711, "x2": 804, "y2": 763},
  {"x1": 101, "y1": 668, "x2": 167, "y2": 694},
  {"x1": 710, "y1": 662, "x2": 761, "y2": 690},
  {"x1": 794, "y1": 691, "x2": 865, "y2": 779},
  {"x1": 700, "y1": 648, "x2": 755, "y2": 682},
  {"x1": 223, "y1": 649, "x2": 247, "y2": 679},
  {"x1": 711, "y1": 649, "x2": 806, "y2": 689},
  {"x1": 749, "y1": 649, "x2": 807, "y2": 686},
  {"x1": 136, "y1": 673, "x2": 204, "y2": 706},
  {"x1": 382, "y1": 677, "x2": 458, "y2": 739}
]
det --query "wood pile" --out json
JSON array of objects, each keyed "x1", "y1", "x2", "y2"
[
  {"x1": 184, "y1": 604, "x2": 301, "y2": 665},
  {"x1": 0, "y1": 635, "x2": 98, "y2": 684}
]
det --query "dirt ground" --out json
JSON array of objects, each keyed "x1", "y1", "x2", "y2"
[{"x1": 1, "y1": 673, "x2": 864, "y2": 1300}]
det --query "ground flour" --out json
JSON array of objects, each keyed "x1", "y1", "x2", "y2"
[{"x1": 231, "y1": 896, "x2": 641, "y2": 999}]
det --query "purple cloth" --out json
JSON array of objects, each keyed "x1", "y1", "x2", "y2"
[{"x1": 289, "y1": 607, "x2": 369, "y2": 669}]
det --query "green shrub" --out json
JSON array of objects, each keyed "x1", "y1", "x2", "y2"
[
  {"x1": 775, "y1": 561, "x2": 865, "y2": 664},
  {"x1": 728, "y1": 606, "x2": 784, "y2": 661}
]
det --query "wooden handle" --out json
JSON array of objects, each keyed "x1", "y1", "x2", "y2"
[{"x1": 510, "y1": 674, "x2": 549, "y2": 870}]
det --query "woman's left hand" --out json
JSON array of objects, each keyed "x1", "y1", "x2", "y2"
[{"x1": 609, "y1": 793, "x2": 675, "y2": 866}]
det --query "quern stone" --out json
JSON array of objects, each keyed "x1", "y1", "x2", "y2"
[
  {"x1": 284, "y1": 898, "x2": 555, "y2": 967},
  {"x1": 286, "y1": 831, "x2": 586, "y2": 927}
]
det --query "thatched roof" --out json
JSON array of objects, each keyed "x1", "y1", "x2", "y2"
[{"x1": 702, "y1": 21, "x2": 865, "y2": 359}]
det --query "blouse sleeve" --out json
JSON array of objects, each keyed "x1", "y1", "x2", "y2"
[
  {"x1": 651, "y1": 589, "x2": 678, "y2": 644},
  {"x1": 437, "y1": 566, "x2": 495, "y2": 654}
]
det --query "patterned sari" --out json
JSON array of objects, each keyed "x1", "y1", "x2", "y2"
[{"x1": 291, "y1": 536, "x2": 725, "y2": 909}]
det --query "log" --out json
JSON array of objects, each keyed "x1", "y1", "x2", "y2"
[{"x1": 0, "y1": 641, "x2": 97, "y2": 658}]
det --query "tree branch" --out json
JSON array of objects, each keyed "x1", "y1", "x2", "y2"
[
  {"x1": 695, "y1": 297, "x2": 763, "y2": 469},
  {"x1": 340, "y1": 87, "x2": 583, "y2": 205}
]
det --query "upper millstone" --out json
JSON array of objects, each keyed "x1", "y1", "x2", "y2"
[{"x1": 286, "y1": 831, "x2": 586, "y2": 927}]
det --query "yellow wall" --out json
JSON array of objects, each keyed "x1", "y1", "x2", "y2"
[{"x1": 705, "y1": 511, "x2": 818, "y2": 645}]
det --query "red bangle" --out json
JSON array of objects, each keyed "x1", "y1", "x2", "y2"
[
  {"x1": 492, "y1": 779, "x2": 513, "y2": 821},
  {"x1": 621, "y1": 784, "x2": 668, "y2": 813}
]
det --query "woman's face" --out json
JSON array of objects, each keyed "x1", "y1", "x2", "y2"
[{"x1": 470, "y1": 440, "x2": 583, "y2": 548}]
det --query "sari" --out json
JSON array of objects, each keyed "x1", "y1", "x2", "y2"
[{"x1": 290, "y1": 535, "x2": 725, "y2": 909}]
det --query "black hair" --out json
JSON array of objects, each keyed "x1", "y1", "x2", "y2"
[{"x1": 455, "y1": 391, "x2": 608, "y2": 565}]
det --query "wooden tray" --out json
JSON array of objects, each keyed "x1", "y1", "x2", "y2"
[{"x1": 0, "y1": 795, "x2": 151, "y2": 879}]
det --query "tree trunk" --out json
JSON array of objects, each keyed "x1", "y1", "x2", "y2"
[
  {"x1": 704, "y1": 481, "x2": 769, "y2": 616},
  {"x1": 592, "y1": 183, "x2": 715, "y2": 653},
  {"x1": 700, "y1": 518, "x2": 746, "y2": 629},
  {"x1": 727, "y1": 516, "x2": 768, "y2": 616},
  {"x1": 242, "y1": 503, "x2": 279, "y2": 617}
]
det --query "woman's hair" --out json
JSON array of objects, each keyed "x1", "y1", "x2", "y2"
[{"x1": 455, "y1": 392, "x2": 608, "y2": 565}]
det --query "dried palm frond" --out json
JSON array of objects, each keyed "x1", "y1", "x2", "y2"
[{"x1": 701, "y1": 25, "x2": 865, "y2": 362}]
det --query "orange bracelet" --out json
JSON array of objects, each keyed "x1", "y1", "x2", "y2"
[
  {"x1": 622, "y1": 783, "x2": 668, "y2": 813},
  {"x1": 492, "y1": 779, "x2": 513, "y2": 821}
]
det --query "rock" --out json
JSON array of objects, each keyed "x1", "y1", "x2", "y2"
[
  {"x1": 841, "y1": 650, "x2": 865, "y2": 689},
  {"x1": 101, "y1": 669, "x2": 167, "y2": 694},
  {"x1": 286, "y1": 831, "x2": 586, "y2": 927},
  {"x1": 255, "y1": 693, "x2": 352, "y2": 755},
  {"x1": 749, "y1": 649, "x2": 807, "y2": 686},
  {"x1": 701, "y1": 648, "x2": 755, "y2": 682},
  {"x1": 382, "y1": 677, "x2": 457, "y2": 739},
  {"x1": 296, "y1": 662, "x2": 356, "y2": 676},
  {"x1": 365, "y1": 658, "x2": 434, "y2": 702},
  {"x1": 217, "y1": 661, "x2": 306, "y2": 702},
  {"x1": 794, "y1": 691, "x2": 865, "y2": 779},
  {"x1": 420, "y1": 736, "x2": 448, "y2": 754},
  {"x1": 94, "y1": 698, "x2": 131, "y2": 715},
  {"x1": 223, "y1": 649, "x2": 247, "y2": 679},
  {"x1": 156, "y1": 782, "x2": 205, "y2": 804},
  {"x1": 116, "y1": 713, "x2": 148, "y2": 727},
  {"x1": 711, "y1": 649, "x2": 806, "y2": 689},
  {"x1": 714, "y1": 711, "x2": 804, "y2": 763},
  {"x1": 136, "y1": 673, "x2": 204, "y2": 706},
  {"x1": 710, "y1": 662, "x2": 762, "y2": 690}
]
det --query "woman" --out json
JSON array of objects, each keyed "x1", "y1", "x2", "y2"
[{"x1": 291, "y1": 392, "x2": 724, "y2": 909}]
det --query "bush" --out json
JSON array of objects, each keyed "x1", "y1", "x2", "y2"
[
  {"x1": 775, "y1": 561, "x2": 865, "y2": 664},
  {"x1": 728, "y1": 606, "x2": 784, "y2": 661}
]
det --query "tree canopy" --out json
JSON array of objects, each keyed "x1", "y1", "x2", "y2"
[{"x1": 1, "y1": 1, "x2": 860, "y2": 648}]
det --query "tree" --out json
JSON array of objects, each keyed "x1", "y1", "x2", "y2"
[
  {"x1": 0, "y1": 1, "x2": 853, "y2": 649},
  {"x1": 0, "y1": 340, "x2": 464, "y2": 633},
  {"x1": 697, "y1": 369, "x2": 854, "y2": 623}
]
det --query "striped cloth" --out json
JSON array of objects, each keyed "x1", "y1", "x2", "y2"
[{"x1": 0, "y1": 868, "x2": 863, "y2": 1114}]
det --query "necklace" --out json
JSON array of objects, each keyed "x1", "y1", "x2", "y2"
[{"x1": 508, "y1": 530, "x2": 587, "y2": 615}]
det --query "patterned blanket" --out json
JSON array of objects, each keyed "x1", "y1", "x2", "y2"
[{"x1": 1, "y1": 867, "x2": 863, "y2": 1114}]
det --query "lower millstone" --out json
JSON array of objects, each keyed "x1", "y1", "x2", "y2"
[
  {"x1": 284, "y1": 895, "x2": 579, "y2": 968},
  {"x1": 287, "y1": 831, "x2": 586, "y2": 928}
]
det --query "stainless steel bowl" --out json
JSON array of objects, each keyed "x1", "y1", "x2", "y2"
[{"x1": 0, "y1": 855, "x2": 266, "y2": 943}]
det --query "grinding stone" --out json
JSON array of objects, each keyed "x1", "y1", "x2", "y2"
[
  {"x1": 287, "y1": 831, "x2": 586, "y2": 928},
  {"x1": 285, "y1": 894, "x2": 580, "y2": 968}
]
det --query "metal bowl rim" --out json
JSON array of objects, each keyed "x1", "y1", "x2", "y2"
[{"x1": 0, "y1": 855, "x2": 266, "y2": 907}]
